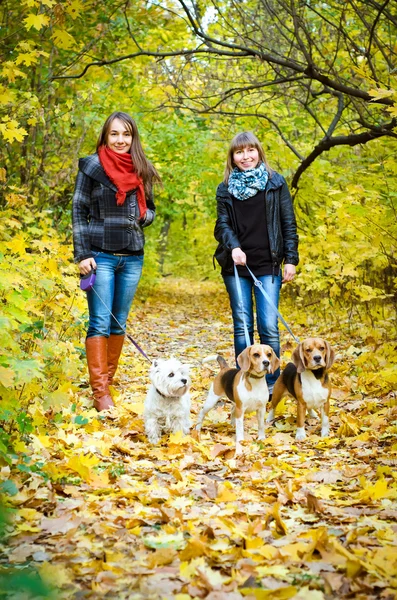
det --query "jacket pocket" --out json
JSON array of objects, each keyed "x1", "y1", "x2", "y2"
[{"x1": 213, "y1": 243, "x2": 233, "y2": 271}]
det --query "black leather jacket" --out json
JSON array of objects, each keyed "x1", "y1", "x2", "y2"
[{"x1": 214, "y1": 171, "x2": 299, "y2": 275}]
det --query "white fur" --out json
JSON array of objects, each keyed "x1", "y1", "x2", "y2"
[
  {"x1": 144, "y1": 357, "x2": 191, "y2": 444},
  {"x1": 296, "y1": 426, "x2": 306, "y2": 441},
  {"x1": 300, "y1": 371, "x2": 329, "y2": 410},
  {"x1": 294, "y1": 372, "x2": 329, "y2": 440}
]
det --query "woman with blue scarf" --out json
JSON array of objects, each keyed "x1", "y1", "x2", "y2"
[{"x1": 214, "y1": 131, "x2": 299, "y2": 394}]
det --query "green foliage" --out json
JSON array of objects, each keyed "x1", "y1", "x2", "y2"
[{"x1": 0, "y1": 500, "x2": 50, "y2": 598}]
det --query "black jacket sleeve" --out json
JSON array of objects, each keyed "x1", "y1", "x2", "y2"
[
  {"x1": 279, "y1": 179, "x2": 299, "y2": 265},
  {"x1": 214, "y1": 183, "x2": 240, "y2": 250}
]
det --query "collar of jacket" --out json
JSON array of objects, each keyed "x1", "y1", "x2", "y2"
[
  {"x1": 217, "y1": 171, "x2": 284, "y2": 199},
  {"x1": 78, "y1": 153, "x2": 117, "y2": 192}
]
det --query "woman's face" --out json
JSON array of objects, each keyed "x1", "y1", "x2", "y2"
[
  {"x1": 233, "y1": 145, "x2": 260, "y2": 171},
  {"x1": 106, "y1": 118, "x2": 132, "y2": 153}
]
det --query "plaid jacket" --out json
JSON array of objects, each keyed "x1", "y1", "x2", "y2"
[{"x1": 72, "y1": 153, "x2": 156, "y2": 263}]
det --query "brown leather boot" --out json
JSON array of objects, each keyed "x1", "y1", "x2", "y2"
[
  {"x1": 107, "y1": 334, "x2": 125, "y2": 386},
  {"x1": 85, "y1": 336, "x2": 114, "y2": 411}
]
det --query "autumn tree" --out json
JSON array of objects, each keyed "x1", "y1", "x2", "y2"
[{"x1": 52, "y1": 0, "x2": 397, "y2": 189}]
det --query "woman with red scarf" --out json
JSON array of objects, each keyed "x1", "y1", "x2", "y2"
[{"x1": 73, "y1": 112, "x2": 162, "y2": 411}]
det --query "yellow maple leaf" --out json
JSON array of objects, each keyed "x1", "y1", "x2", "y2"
[
  {"x1": 52, "y1": 29, "x2": 77, "y2": 50},
  {"x1": 24, "y1": 13, "x2": 50, "y2": 30},
  {"x1": 368, "y1": 87, "x2": 396, "y2": 101},
  {"x1": 7, "y1": 234, "x2": 27, "y2": 255},
  {"x1": 66, "y1": 453, "x2": 100, "y2": 482},
  {"x1": 357, "y1": 477, "x2": 391, "y2": 502},
  {"x1": 1, "y1": 62, "x2": 26, "y2": 82},
  {"x1": 168, "y1": 430, "x2": 186, "y2": 444},
  {"x1": 0, "y1": 120, "x2": 28, "y2": 143},
  {"x1": 0, "y1": 86, "x2": 16, "y2": 105},
  {"x1": 66, "y1": 0, "x2": 83, "y2": 19},
  {"x1": 216, "y1": 483, "x2": 237, "y2": 502},
  {"x1": 0, "y1": 366, "x2": 15, "y2": 387},
  {"x1": 15, "y1": 52, "x2": 39, "y2": 66}
]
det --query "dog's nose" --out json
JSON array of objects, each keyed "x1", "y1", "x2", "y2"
[
  {"x1": 313, "y1": 355, "x2": 322, "y2": 363},
  {"x1": 263, "y1": 360, "x2": 270, "y2": 367},
  {"x1": 181, "y1": 378, "x2": 187, "y2": 385}
]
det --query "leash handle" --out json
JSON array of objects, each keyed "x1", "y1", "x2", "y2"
[
  {"x1": 244, "y1": 265, "x2": 300, "y2": 343},
  {"x1": 233, "y1": 264, "x2": 252, "y2": 348},
  {"x1": 90, "y1": 287, "x2": 152, "y2": 363}
]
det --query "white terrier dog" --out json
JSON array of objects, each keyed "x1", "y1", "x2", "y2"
[{"x1": 144, "y1": 357, "x2": 191, "y2": 444}]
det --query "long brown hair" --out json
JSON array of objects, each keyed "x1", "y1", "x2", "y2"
[
  {"x1": 96, "y1": 111, "x2": 162, "y2": 196},
  {"x1": 223, "y1": 131, "x2": 273, "y2": 184}
]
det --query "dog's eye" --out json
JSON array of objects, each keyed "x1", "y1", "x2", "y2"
[
  {"x1": 168, "y1": 372, "x2": 174, "y2": 378},
  {"x1": 267, "y1": 352, "x2": 272, "y2": 357},
  {"x1": 319, "y1": 346, "x2": 325, "y2": 351},
  {"x1": 253, "y1": 352, "x2": 260, "y2": 358}
]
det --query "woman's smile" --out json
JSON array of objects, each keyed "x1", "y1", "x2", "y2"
[
  {"x1": 233, "y1": 146, "x2": 260, "y2": 170},
  {"x1": 107, "y1": 117, "x2": 133, "y2": 153}
]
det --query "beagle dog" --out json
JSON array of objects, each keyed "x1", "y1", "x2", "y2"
[
  {"x1": 196, "y1": 344, "x2": 280, "y2": 455},
  {"x1": 266, "y1": 337, "x2": 335, "y2": 441}
]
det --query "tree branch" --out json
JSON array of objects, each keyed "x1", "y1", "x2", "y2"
[{"x1": 291, "y1": 118, "x2": 397, "y2": 190}]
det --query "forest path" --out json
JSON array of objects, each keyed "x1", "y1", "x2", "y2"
[{"x1": 2, "y1": 279, "x2": 396, "y2": 599}]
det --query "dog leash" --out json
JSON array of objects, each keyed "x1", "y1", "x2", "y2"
[
  {"x1": 90, "y1": 286, "x2": 152, "y2": 364},
  {"x1": 233, "y1": 264, "x2": 253, "y2": 348},
  {"x1": 234, "y1": 264, "x2": 300, "y2": 344}
]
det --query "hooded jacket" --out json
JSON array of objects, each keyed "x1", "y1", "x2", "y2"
[
  {"x1": 72, "y1": 153, "x2": 155, "y2": 263},
  {"x1": 214, "y1": 171, "x2": 299, "y2": 275}
]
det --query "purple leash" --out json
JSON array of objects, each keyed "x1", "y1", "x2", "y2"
[{"x1": 80, "y1": 270, "x2": 152, "y2": 364}]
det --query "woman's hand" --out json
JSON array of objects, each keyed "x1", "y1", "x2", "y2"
[
  {"x1": 283, "y1": 263, "x2": 296, "y2": 283},
  {"x1": 79, "y1": 257, "x2": 97, "y2": 275},
  {"x1": 232, "y1": 247, "x2": 247, "y2": 266}
]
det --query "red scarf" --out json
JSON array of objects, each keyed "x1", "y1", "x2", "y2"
[{"x1": 98, "y1": 145, "x2": 147, "y2": 218}]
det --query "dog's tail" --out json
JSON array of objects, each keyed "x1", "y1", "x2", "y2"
[{"x1": 202, "y1": 354, "x2": 228, "y2": 370}]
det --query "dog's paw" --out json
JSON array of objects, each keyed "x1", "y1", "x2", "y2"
[
  {"x1": 321, "y1": 427, "x2": 330, "y2": 438},
  {"x1": 295, "y1": 427, "x2": 307, "y2": 441},
  {"x1": 266, "y1": 409, "x2": 275, "y2": 424},
  {"x1": 147, "y1": 435, "x2": 160, "y2": 445},
  {"x1": 308, "y1": 409, "x2": 319, "y2": 420},
  {"x1": 257, "y1": 433, "x2": 266, "y2": 441},
  {"x1": 235, "y1": 445, "x2": 243, "y2": 457}
]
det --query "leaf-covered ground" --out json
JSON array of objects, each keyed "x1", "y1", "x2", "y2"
[{"x1": 1, "y1": 279, "x2": 397, "y2": 599}]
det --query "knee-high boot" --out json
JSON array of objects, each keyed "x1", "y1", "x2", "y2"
[
  {"x1": 107, "y1": 334, "x2": 125, "y2": 385},
  {"x1": 85, "y1": 336, "x2": 114, "y2": 411}
]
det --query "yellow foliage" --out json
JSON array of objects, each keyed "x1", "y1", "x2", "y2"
[{"x1": 24, "y1": 13, "x2": 50, "y2": 30}]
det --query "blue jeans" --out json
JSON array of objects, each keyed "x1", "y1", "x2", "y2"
[
  {"x1": 223, "y1": 273, "x2": 282, "y2": 391},
  {"x1": 86, "y1": 252, "x2": 143, "y2": 338}
]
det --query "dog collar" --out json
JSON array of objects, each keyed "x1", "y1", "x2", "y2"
[
  {"x1": 154, "y1": 387, "x2": 181, "y2": 400},
  {"x1": 247, "y1": 372, "x2": 266, "y2": 379}
]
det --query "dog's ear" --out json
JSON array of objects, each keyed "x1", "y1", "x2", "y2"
[
  {"x1": 270, "y1": 349, "x2": 280, "y2": 374},
  {"x1": 325, "y1": 341, "x2": 335, "y2": 370},
  {"x1": 237, "y1": 347, "x2": 251, "y2": 372},
  {"x1": 292, "y1": 343, "x2": 305, "y2": 373}
]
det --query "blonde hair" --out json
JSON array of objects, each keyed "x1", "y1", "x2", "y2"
[
  {"x1": 97, "y1": 111, "x2": 162, "y2": 197},
  {"x1": 223, "y1": 131, "x2": 273, "y2": 184}
]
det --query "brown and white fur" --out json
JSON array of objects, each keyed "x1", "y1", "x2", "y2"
[
  {"x1": 196, "y1": 344, "x2": 280, "y2": 455},
  {"x1": 266, "y1": 338, "x2": 335, "y2": 441}
]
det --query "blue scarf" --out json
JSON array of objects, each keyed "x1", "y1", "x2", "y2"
[{"x1": 228, "y1": 162, "x2": 268, "y2": 201}]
